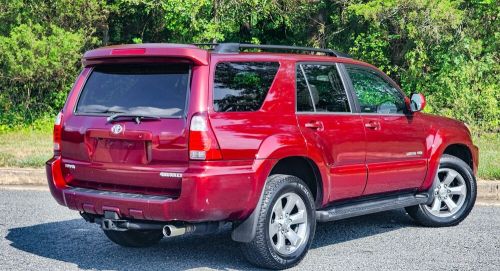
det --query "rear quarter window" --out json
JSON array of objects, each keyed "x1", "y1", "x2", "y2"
[{"x1": 213, "y1": 62, "x2": 279, "y2": 112}]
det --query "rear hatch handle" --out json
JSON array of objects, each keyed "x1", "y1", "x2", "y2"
[{"x1": 107, "y1": 113, "x2": 162, "y2": 124}]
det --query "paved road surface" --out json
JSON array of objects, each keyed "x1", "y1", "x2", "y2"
[{"x1": 1, "y1": 188, "x2": 499, "y2": 271}]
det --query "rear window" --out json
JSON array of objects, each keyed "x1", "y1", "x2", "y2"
[
  {"x1": 213, "y1": 62, "x2": 279, "y2": 112},
  {"x1": 75, "y1": 63, "x2": 190, "y2": 117}
]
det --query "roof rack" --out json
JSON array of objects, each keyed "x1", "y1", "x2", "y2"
[{"x1": 194, "y1": 43, "x2": 350, "y2": 58}]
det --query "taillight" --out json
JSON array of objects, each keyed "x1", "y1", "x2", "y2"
[
  {"x1": 53, "y1": 111, "x2": 63, "y2": 155},
  {"x1": 189, "y1": 113, "x2": 222, "y2": 160}
]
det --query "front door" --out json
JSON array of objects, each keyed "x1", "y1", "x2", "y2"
[
  {"x1": 295, "y1": 62, "x2": 367, "y2": 202},
  {"x1": 344, "y1": 64, "x2": 428, "y2": 195}
]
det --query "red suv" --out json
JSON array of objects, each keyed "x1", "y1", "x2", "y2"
[{"x1": 47, "y1": 43, "x2": 478, "y2": 269}]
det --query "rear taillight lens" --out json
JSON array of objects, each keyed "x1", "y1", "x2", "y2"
[
  {"x1": 53, "y1": 111, "x2": 63, "y2": 155},
  {"x1": 189, "y1": 113, "x2": 222, "y2": 160}
]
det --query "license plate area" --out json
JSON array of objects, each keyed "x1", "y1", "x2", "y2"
[{"x1": 92, "y1": 138, "x2": 149, "y2": 164}]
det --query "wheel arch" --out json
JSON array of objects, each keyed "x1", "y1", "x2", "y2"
[
  {"x1": 442, "y1": 144, "x2": 473, "y2": 169},
  {"x1": 269, "y1": 156, "x2": 324, "y2": 208},
  {"x1": 420, "y1": 127, "x2": 477, "y2": 191},
  {"x1": 233, "y1": 154, "x2": 324, "y2": 243}
]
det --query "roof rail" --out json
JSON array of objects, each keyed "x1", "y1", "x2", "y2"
[
  {"x1": 203, "y1": 43, "x2": 350, "y2": 58},
  {"x1": 192, "y1": 43, "x2": 218, "y2": 48}
]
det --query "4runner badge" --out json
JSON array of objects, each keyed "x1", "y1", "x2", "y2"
[
  {"x1": 111, "y1": 124, "x2": 123, "y2": 134},
  {"x1": 160, "y1": 172, "x2": 183, "y2": 178}
]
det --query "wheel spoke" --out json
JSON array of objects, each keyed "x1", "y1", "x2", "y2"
[
  {"x1": 274, "y1": 200, "x2": 284, "y2": 218},
  {"x1": 283, "y1": 195, "x2": 298, "y2": 214},
  {"x1": 444, "y1": 197, "x2": 457, "y2": 211},
  {"x1": 431, "y1": 198, "x2": 442, "y2": 212},
  {"x1": 449, "y1": 185, "x2": 466, "y2": 196},
  {"x1": 285, "y1": 230, "x2": 302, "y2": 247},
  {"x1": 289, "y1": 210, "x2": 306, "y2": 225},
  {"x1": 269, "y1": 222, "x2": 280, "y2": 237},
  {"x1": 442, "y1": 170, "x2": 458, "y2": 186},
  {"x1": 276, "y1": 232, "x2": 286, "y2": 254}
]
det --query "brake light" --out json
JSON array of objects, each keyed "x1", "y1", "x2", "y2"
[
  {"x1": 189, "y1": 113, "x2": 222, "y2": 160},
  {"x1": 111, "y1": 48, "x2": 146, "y2": 55},
  {"x1": 53, "y1": 111, "x2": 63, "y2": 155}
]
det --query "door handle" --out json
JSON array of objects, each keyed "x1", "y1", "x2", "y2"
[
  {"x1": 305, "y1": 121, "x2": 323, "y2": 130},
  {"x1": 364, "y1": 121, "x2": 380, "y2": 130}
]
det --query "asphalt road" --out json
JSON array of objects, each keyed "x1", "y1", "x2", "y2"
[{"x1": 1, "y1": 188, "x2": 499, "y2": 271}]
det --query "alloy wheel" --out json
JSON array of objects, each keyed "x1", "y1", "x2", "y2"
[
  {"x1": 424, "y1": 168, "x2": 468, "y2": 217},
  {"x1": 268, "y1": 192, "x2": 308, "y2": 255}
]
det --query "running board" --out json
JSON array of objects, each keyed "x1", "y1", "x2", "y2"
[{"x1": 316, "y1": 193, "x2": 429, "y2": 222}]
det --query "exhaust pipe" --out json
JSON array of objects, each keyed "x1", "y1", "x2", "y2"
[
  {"x1": 163, "y1": 225, "x2": 188, "y2": 237},
  {"x1": 162, "y1": 222, "x2": 223, "y2": 238}
]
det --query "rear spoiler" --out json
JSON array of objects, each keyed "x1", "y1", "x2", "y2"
[{"x1": 82, "y1": 43, "x2": 209, "y2": 66}]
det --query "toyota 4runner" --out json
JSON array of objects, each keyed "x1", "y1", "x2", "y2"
[{"x1": 46, "y1": 43, "x2": 478, "y2": 269}]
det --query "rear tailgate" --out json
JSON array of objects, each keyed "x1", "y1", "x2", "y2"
[
  {"x1": 60, "y1": 48, "x2": 207, "y2": 196},
  {"x1": 61, "y1": 117, "x2": 187, "y2": 196}
]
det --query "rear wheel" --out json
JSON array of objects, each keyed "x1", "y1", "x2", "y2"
[
  {"x1": 406, "y1": 154, "x2": 476, "y2": 227},
  {"x1": 103, "y1": 229, "x2": 163, "y2": 247},
  {"x1": 241, "y1": 174, "x2": 316, "y2": 269}
]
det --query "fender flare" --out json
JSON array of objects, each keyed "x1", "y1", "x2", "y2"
[
  {"x1": 232, "y1": 134, "x2": 319, "y2": 243},
  {"x1": 420, "y1": 127, "x2": 474, "y2": 190}
]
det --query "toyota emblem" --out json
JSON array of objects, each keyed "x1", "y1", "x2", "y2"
[{"x1": 111, "y1": 124, "x2": 123, "y2": 134}]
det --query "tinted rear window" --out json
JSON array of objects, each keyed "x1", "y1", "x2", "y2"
[
  {"x1": 76, "y1": 64, "x2": 190, "y2": 117},
  {"x1": 213, "y1": 62, "x2": 279, "y2": 112}
]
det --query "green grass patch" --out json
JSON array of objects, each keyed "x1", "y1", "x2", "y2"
[
  {"x1": 474, "y1": 133, "x2": 500, "y2": 180},
  {"x1": 0, "y1": 128, "x2": 52, "y2": 168},
  {"x1": 0, "y1": 125, "x2": 497, "y2": 180}
]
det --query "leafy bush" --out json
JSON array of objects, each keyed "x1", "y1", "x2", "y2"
[
  {"x1": 0, "y1": 23, "x2": 84, "y2": 130},
  {"x1": 0, "y1": 0, "x2": 498, "y2": 133}
]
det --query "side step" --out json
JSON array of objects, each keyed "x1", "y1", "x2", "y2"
[{"x1": 316, "y1": 193, "x2": 429, "y2": 222}]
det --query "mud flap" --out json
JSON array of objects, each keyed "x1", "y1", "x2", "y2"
[{"x1": 231, "y1": 187, "x2": 266, "y2": 243}]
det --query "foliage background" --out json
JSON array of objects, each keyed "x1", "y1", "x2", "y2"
[{"x1": 0, "y1": 0, "x2": 498, "y2": 133}]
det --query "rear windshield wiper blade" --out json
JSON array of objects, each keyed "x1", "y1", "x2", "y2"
[{"x1": 107, "y1": 113, "x2": 161, "y2": 124}]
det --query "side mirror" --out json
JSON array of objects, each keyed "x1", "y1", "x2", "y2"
[{"x1": 408, "y1": 93, "x2": 426, "y2": 112}]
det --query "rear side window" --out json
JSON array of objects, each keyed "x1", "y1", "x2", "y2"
[
  {"x1": 76, "y1": 63, "x2": 190, "y2": 117},
  {"x1": 296, "y1": 64, "x2": 350, "y2": 113},
  {"x1": 213, "y1": 62, "x2": 279, "y2": 112}
]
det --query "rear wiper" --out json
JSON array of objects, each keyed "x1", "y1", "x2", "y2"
[{"x1": 107, "y1": 113, "x2": 161, "y2": 124}]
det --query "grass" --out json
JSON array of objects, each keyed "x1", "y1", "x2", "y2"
[
  {"x1": 0, "y1": 127, "x2": 498, "y2": 180},
  {"x1": 474, "y1": 133, "x2": 500, "y2": 180},
  {"x1": 0, "y1": 129, "x2": 52, "y2": 168}
]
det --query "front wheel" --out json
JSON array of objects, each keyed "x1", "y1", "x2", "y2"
[
  {"x1": 406, "y1": 154, "x2": 477, "y2": 227},
  {"x1": 240, "y1": 174, "x2": 316, "y2": 269}
]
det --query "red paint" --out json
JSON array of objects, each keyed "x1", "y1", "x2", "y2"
[
  {"x1": 47, "y1": 44, "x2": 478, "y2": 223},
  {"x1": 361, "y1": 114, "x2": 429, "y2": 194}
]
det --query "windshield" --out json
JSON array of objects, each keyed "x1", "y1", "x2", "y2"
[{"x1": 75, "y1": 63, "x2": 191, "y2": 117}]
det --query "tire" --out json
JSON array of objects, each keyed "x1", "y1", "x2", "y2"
[
  {"x1": 406, "y1": 154, "x2": 477, "y2": 227},
  {"x1": 103, "y1": 229, "x2": 163, "y2": 247},
  {"x1": 240, "y1": 174, "x2": 316, "y2": 269}
]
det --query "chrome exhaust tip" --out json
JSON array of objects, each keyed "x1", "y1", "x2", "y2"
[{"x1": 162, "y1": 225, "x2": 187, "y2": 238}]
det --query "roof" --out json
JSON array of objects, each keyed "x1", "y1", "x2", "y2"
[
  {"x1": 82, "y1": 43, "x2": 352, "y2": 66},
  {"x1": 82, "y1": 43, "x2": 209, "y2": 66}
]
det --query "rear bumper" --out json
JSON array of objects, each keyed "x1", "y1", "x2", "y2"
[{"x1": 46, "y1": 157, "x2": 275, "y2": 222}]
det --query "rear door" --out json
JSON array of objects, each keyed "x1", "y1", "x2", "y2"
[
  {"x1": 343, "y1": 64, "x2": 428, "y2": 195},
  {"x1": 60, "y1": 63, "x2": 193, "y2": 196},
  {"x1": 295, "y1": 62, "x2": 367, "y2": 202}
]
